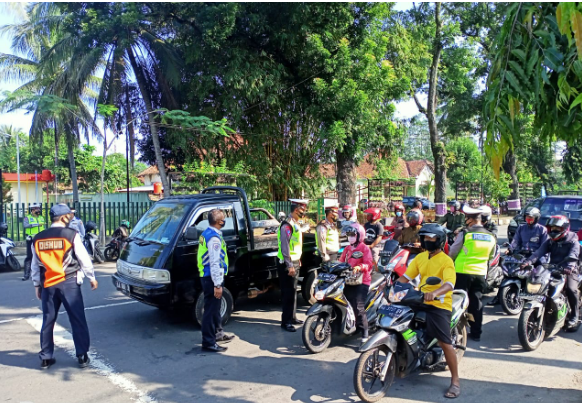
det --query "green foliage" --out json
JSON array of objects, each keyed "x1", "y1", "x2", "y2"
[
  {"x1": 446, "y1": 137, "x2": 483, "y2": 185},
  {"x1": 400, "y1": 116, "x2": 432, "y2": 161}
]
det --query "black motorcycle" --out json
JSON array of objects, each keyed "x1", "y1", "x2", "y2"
[
  {"x1": 518, "y1": 264, "x2": 582, "y2": 351},
  {"x1": 104, "y1": 225, "x2": 129, "y2": 262},
  {"x1": 0, "y1": 223, "x2": 20, "y2": 272},
  {"x1": 83, "y1": 221, "x2": 104, "y2": 263},
  {"x1": 497, "y1": 249, "x2": 532, "y2": 315}
]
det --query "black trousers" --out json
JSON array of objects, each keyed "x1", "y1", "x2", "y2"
[
  {"x1": 40, "y1": 277, "x2": 90, "y2": 360},
  {"x1": 345, "y1": 284, "x2": 369, "y2": 337},
  {"x1": 455, "y1": 273, "x2": 487, "y2": 338},
  {"x1": 23, "y1": 237, "x2": 33, "y2": 278},
  {"x1": 279, "y1": 261, "x2": 300, "y2": 325},
  {"x1": 565, "y1": 272, "x2": 580, "y2": 320},
  {"x1": 201, "y1": 277, "x2": 224, "y2": 348}
]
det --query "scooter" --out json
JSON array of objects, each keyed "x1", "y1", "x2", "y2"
[
  {"x1": 83, "y1": 221, "x2": 104, "y2": 264},
  {"x1": 497, "y1": 249, "x2": 532, "y2": 315},
  {"x1": 353, "y1": 278, "x2": 469, "y2": 403},
  {"x1": 302, "y1": 253, "x2": 392, "y2": 354},
  {"x1": 0, "y1": 223, "x2": 20, "y2": 272},
  {"x1": 377, "y1": 240, "x2": 417, "y2": 279}
]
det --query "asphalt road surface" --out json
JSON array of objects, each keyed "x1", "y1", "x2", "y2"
[{"x1": 1, "y1": 225, "x2": 581, "y2": 403}]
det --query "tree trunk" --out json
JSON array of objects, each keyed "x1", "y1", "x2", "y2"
[
  {"x1": 100, "y1": 128, "x2": 107, "y2": 245},
  {"x1": 124, "y1": 85, "x2": 136, "y2": 168},
  {"x1": 426, "y1": 3, "x2": 446, "y2": 203},
  {"x1": 503, "y1": 148, "x2": 519, "y2": 200},
  {"x1": 127, "y1": 47, "x2": 170, "y2": 197},
  {"x1": 54, "y1": 124, "x2": 59, "y2": 203},
  {"x1": 336, "y1": 149, "x2": 357, "y2": 206},
  {"x1": 66, "y1": 134, "x2": 79, "y2": 203}
]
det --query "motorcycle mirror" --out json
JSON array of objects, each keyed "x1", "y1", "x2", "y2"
[
  {"x1": 351, "y1": 251, "x2": 364, "y2": 259},
  {"x1": 425, "y1": 276, "x2": 442, "y2": 286}
]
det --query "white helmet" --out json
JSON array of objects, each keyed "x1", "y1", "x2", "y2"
[{"x1": 29, "y1": 202, "x2": 41, "y2": 211}]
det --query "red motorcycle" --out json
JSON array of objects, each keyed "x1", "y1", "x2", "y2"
[{"x1": 377, "y1": 240, "x2": 417, "y2": 280}]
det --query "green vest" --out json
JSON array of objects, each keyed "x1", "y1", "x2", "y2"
[
  {"x1": 25, "y1": 214, "x2": 45, "y2": 236},
  {"x1": 454, "y1": 228, "x2": 495, "y2": 276},
  {"x1": 197, "y1": 227, "x2": 229, "y2": 278},
  {"x1": 315, "y1": 221, "x2": 339, "y2": 253},
  {"x1": 277, "y1": 220, "x2": 303, "y2": 262}
]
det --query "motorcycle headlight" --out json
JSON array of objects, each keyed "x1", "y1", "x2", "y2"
[
  {"x1": 315, "y1": 290, "x2": 326, "y2": 300},
  {"x1": 315, "y1": 281, "x2": 343, "y2": 300},
  {"x1": 526, "y1": 282, "x2": 542, "y2": 294},
  {"x1": 388, "y1": 287, "x2": 408, "y2": 303}
]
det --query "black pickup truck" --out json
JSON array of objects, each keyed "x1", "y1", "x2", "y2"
[{"x1": 112, "y1": 186, "x2": 321, "y2": 324}]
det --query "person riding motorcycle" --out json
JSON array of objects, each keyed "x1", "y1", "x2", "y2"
[
  {"x1": 508, "y1": 207, "x2": 549, "y2": 255},
  {"x1": 112, "y1": 220, "x2": 130, "y2": 240},
  {"x1": 398, "y1": 210, "x2": 423, "y2": 256},
  {"x1": 438, "y1": 200, "x2": 465, "y2": 233},
  {"x1": 364, "y1": 208, "x2": 384, "y2": 263},
  {"x1": 339, "y1": 223, "x2": 374, "y2": 342},
  {"x1": 521, "y1": 215, "x2": 580, "y2": 328},
  {"x1": 392, "y1": 203, "x2": 408, "y2": 241},
  {"x1": 339, "y1": 204, "x2": 358, "y2": 234},
  {"x1": 480, "y1": 206, "x2": 498, "y2": 238}
]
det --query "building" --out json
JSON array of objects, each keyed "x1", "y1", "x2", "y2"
[{"x1": 2, "y1": 170, "x2": 55, "y2": 206}]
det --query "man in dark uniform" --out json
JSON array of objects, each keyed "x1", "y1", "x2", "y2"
[
  {"x1": 277, "y1": 199, "x2": 308, "y2": 332},
  {"x1": 31, "y1": 204, "x2": 98, "y2": 369}
]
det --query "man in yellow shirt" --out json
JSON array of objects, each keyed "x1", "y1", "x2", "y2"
[{"x1": 398, "y1": 223, "x2": 460, "y2": 399}]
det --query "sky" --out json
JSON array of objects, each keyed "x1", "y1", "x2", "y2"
[{"x1": 0, "y1": 2, "x2": 420, "y2": 170}]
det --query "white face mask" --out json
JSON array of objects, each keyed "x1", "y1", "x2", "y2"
[{"x1": 348, "y1": 235, "x2": 357, "y2": 245}]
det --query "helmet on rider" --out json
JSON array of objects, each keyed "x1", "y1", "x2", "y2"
[
  {"x1": 364, "y1": 208, "x2": 382, "y2": 222},
  {"x1": 394, "y1": 203, "x2": 404, "y2": 212},
  {"x1": 546, "y1": 215, "x2": 570, "y2": 241},
  {"x1": 345, "y1": 223, "x2": 365, "y2": 245},
  {"x1": 120, "y1": 220, "x2": 130, "y2": 228},
  {"x1": 524, "y1": 207, "x2": 541, "y2": 226},
  {"x1": 480, "y1": 205, "x2": 492, "y2": 223},
  {"x1": 342, "y1": 205, "x2": 354, "y2": 220},
  {"x1": 407, "y1": 210, "x2": 422, "y2": 226},
  {"x1": 448, "y1": 200, "x2": 461, "y2": 213},
  {"x1": 418, "y1": 223, "x2": 446, "y2": 250}
]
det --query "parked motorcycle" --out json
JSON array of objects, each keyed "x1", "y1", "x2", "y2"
[
  {"x1": 353, "y1": 278, "x2": 469, "y2": 403},
  {"x1": 302, "y1": 254, "x2": 391, "y2": 354},
  {"x1": 104, "y1": 223, "x2": 130, "y2": 262},
  {"x1": 497, "y1": 249, "x2": 532, "y2": 315},
  {"x1": 518, "y1": 264, "x2": 582, "y2": 351},
  {"x1": 83, "y1": 221, "x2": 104, "y2": 263},
  {"x1": 0, "y1": 223, "x2": 20, "y2": 272}
]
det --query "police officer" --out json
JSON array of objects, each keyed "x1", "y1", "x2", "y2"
[
  {"x1": 480, "y1": 206, "x2": 498, "y2": 238},
  {"x1": 315, "y1": 206, "x2": 340, "y2": 262},
  {"x1": 278, "y1": 199, "x2": 308, "y2": 332},
  {"x1": 68, "y1": 209, "x2": 86, "y2": 239},
  {"x1": 449, "y1": 205, "x2": 495, "y2": 342},
  {"x1": 197, "y1": 209, "x2": 235, "y2": 352},
  {"x1": 438, "y1": 200, "x2": 465, "y2": 233},
  {"x1": 31, "y1": 204, "x2": 98, "y2": 369},
  {"x1": 22, "y1": 203, "x2": 46, "y2": 281}
]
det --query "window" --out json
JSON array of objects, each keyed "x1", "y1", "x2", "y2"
[
  {"x1": 187, "y1": 206, "x2": 237, "y2": 237},
  {"x1": 540, "y1": 198, "x2": 582, "y2": 220},
  {"x1": 131, "y1": 202, "x2": 189, "y2": 245}
]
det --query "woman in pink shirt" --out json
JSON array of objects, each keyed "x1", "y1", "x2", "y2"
[{"x1": 339, "y1": 223, "x2": 374, "y2": 341}]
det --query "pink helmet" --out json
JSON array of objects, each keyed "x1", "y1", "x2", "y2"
[{"x1": 345, "y1": 223, "x2": 366, "y2": 244}]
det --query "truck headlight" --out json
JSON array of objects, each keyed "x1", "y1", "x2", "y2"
[{"x1": 142, "y1": 269, "x2": 171, "y2": 284}]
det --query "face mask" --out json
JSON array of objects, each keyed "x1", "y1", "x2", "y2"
[
  {"x1": 348, "y1": 235, "x2": 357, "y2": 245},
  {"x1": 329, "y1": 214, "x2": 338, "y2": 223},
  {"x1": 367, "y1": 215, "x2": 374, "y2": 223},
  {"x1": 424, "y1": 240, "x2": 440, "y2": 252},
  {"x1": 396, "y1": 211, "x2": 402, "y2": 217},
  {"x1": 525, "y1": 217, "x2": 535, "y2": 225},
  {"x1": 218, "y1": 221, "x2": 226, "y2": 229},
  {"x1": 549, "y1": 230, "x2": 562, "y2": 239}
]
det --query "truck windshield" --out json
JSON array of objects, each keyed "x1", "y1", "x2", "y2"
[{"x1": 130, "y1": 202, "x2": 189, "y2": 245}]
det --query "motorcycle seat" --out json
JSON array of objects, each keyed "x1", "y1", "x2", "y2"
[
  {"x1": 415, "y1": 310, "x2": 426, "y2": 323},
  {"x1": 452, "y1": 290, "x2": 468, "y2": 314},
  {"x1": 369, "y1": 272, "x2": 385, "y2": 290}
]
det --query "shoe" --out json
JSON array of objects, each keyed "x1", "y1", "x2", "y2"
[
  {"x1": 281, "y1": 323, "x2": 297, "y2": 332},
  {"x1": 487, "y1": 297, "x2": 499, "y2": 306},
  {"x1": 470, "y1": 333, "x2": 481, "y2": 342},
  {"x1": 291, "y1": 319, "x2": 304, "y2": 325},
  {"x1": 40, "y1": 358, "x2": 56, "y2": 370},
  {"x1": 216, "y1": 334, "x2": 236, "y2": 344},
  {"x1": 78, "y1": 354, "x2": 90, "y2": 368},
  {"x1": 22, "y1": 277, "x2": 30, "y2": 281},
  {"x1": 202, "y1": 344, "x2": 227, "y2": 353},
  {"x1": 568, "y1": 318, "x2": 579, "y2": 328}
]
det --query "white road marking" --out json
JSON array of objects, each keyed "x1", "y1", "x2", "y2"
[
  {"x1": 0, "y1": 317, "x2": 26, "y2": 324},
  {"x1": 26, "y1": 314, "x2": 156, "y2": 403}
]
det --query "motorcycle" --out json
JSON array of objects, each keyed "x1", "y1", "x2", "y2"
[
  {"x1": 0, "y1": 223, "x2": 20, "y2": 272},
  {"x1": 83, "y1": 221, "x2": 104, "y2": 264},
  {"x1": 377, "y1": 240, "x2": 418, "y2": 280},
  {"x1": 302, "y1": 253, "x2": 392, "y2": 354},
  {"x1": 485, "y1": 244, "x2": 503, "y2": 293},
  {"x1": 518, "y1": 264, "x2": 582, "y2": 351},
  {"x1": 353, "y1": 278, "x2": 469, "y2": 403},
  {"x1": 497, "y1": 249, "x2": 532, "y2": 315},
  {"x1": 104, "y1": 225, "x2": 130, "y2": 261}
]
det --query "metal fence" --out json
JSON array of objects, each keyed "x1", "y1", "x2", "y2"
[{"x1": 2, "y1": 202, "x2": 154, "y2": 241}]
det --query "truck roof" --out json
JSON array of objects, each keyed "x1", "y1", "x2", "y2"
[{"x1": 158, "y1": 194, "x2": 240, "y2": 203}]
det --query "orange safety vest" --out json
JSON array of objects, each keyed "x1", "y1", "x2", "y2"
[{"x1": 34, "y1": 227, "x2": 79, "y2": 288}]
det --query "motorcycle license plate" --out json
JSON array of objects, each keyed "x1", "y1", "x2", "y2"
[
  {"x1": 504, "y1": 257, "x2": 519, "y2": 263},
  {"x1": 318, "y1": 273, "x2": 337, "y2": 282},
  {"x1": 117, "y1": 281, "x2": 130, "y2": 293},
  {"x1": 379, "y1": 305, "x2": 403, "y2": 317}
]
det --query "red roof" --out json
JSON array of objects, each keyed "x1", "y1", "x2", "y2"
[
  {"x1": 2, "y1": 172, "x2": 55, "y2": 182},
  {"x1": 320, "y1": 158, "x2": 432, "y2": 180}
]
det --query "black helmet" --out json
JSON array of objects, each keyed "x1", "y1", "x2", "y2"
[
  {"x1": 524, "y1": 207, "x2": 541, "y2": 225},
  {"x1": 0, "y1": 222, "x2": 7, "y2": 235},
  {"x1": 85, "y1": 221, "x2": 97, "y2": 232},
  {"x1": 406, "y1": 210, "x2": 422, "y2": 226},
  {"x1": 546, "y1": 215, "x2": 569, "y2": 241},
  {"x1": 448, "y1": 200, "x2": 461, "y2": 210},
  {"x1": 418, "y1": 224, "x2": 446, "y2": 249}
]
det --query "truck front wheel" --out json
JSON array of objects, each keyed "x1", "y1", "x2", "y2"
[
  {"x1": 302, "y1": 270, "x2": 317, "y2": 305},
  {"x1": 193, "y1": 287, "x2": 234, "y2": 327}
]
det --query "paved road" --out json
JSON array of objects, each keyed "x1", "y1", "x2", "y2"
[{"x1": 1, "y1": 225, "x2": 581, "y2": 403}]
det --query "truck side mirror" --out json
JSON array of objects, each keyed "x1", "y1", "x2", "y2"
[{"x1": 184, "y1": 227, "x2": 198, "y2": 241}]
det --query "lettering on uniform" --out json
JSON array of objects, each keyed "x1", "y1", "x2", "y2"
[
  {"x1": 472, "y1": 233, "x2": 493, "y2": 242},
  {"x1": 530, "y1": 237, "x2": 539, "y2": 243},
  {"x1": 38, "y1": 239, "x2": 64, "y2": 250}
]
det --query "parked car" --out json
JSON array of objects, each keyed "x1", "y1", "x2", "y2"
[
  {"x1": 402, "y1": 196, "x2": 435, "y2": 210},
  {"x1": 508, "y1": 196, "x2": 582, "y2": 242},
  {"x1": 112, "y1": 186, "x2": 320, "y2": 325}
]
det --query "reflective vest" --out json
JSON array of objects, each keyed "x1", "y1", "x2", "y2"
[
  {"x1": 454, "y1": 228, "x2": 495, "y2": 276},
  {"x1": 197, "y1": 227, "x2": 229, "y2": 278},
  {"x1": 277, "y1": 220, "x2": 303, "y2": 262},
  {"x1": 25, "y1": 214, "x2": 45, "y2": 236},
  {"x1": 315, "y1": 220, "x2": 339, "y2": 253},
  {"x1": 33, "y1": 227, "x2": 79, "y2": 288}
]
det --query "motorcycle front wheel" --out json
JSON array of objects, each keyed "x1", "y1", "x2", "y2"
[
  {"x1": 104, "y1": 246, "x2": 119, "y2": 262},
  {"x1": 302, "y1": 314, "x2": 332, "y2": 354},
  {"x1": 94, "y1": 244, "x2": 105, "y2": 264},
  {"x1": 518, "y1": 308, "x2": 545, "y2": 351},
  {"x1": 501, "y1": 285, "x2": 523, "y2": 315},
  {"x1": 353, "y1": 348, "x2": 395, "y2": 403},
  {"x1": 6, "y1": 255, "x2": 21, "y2": 271}
]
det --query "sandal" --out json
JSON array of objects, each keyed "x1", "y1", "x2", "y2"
[{"x1": 444, "y1": 384, "x2": 461, "y2": 399}]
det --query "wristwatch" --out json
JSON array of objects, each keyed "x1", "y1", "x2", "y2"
[{"x1": 214, "y1": 285, "x2": 222, "y2": 289}]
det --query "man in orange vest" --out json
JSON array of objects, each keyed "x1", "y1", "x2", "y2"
[{"x1": 31, "y1": 204, "x2": 98, "y2": 370}]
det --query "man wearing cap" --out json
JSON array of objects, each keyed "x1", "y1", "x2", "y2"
[
  {"x1": 22, "y1": 203, "x2": 46, "y2": 281},
  {"x1": 315, "y1": 206, "x2": 340, "y2": 263},
  {"x1": 31, "y1": 204, "x2": 98, "y2": 370},
  {"x1": 449, "y1": 205, "x2": 495, "y2": 342},
  {"x1": 277, "y1": 199, "x2": 308, "y2": 332},
  {"x1": 68, "y1": 209, "x2": 86, "y2": 239}
]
